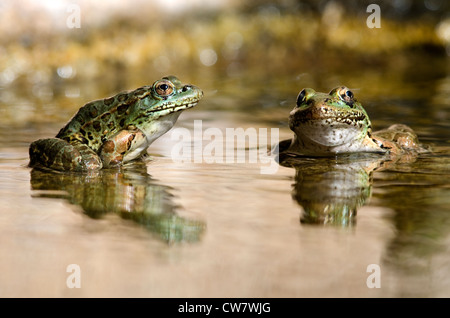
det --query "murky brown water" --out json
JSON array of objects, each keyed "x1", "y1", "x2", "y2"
[
  {"x1": 1, "y1": 1, "x2": 450, "y2": 298},
  {"x1": 1, "y1": 65, "x2": 450, "y2": 297}
]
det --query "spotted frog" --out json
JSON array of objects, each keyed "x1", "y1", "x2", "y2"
[
  {"x1": 29, "y1": 76, "x2": 203, "y2": 171},
  {"x1": 283, "y1": 86, "x2": 426, "y2": 156}
]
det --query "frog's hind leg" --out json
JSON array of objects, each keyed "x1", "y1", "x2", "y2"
[{"x1": 29, "y1": 138, "x2": 103, "y2": 171}]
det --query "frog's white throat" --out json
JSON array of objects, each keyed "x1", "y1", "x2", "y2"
[
  {"x1": 143, "y1": 111, "x2": 182, "y2": 145},
  {"x1": 123, "y1": 112, "x2": 182, "y2": 162}
]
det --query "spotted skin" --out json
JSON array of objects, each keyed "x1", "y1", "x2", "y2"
[
  {"x1": 29, "y1": 138, "x2": 102, "y2": 171},
  {"x1": 285, "y1": 86, "x2": 425, "y2": 156},
  {"x1": 29, "y1": 76, "x2": 203, "y2": 171},
  {"x1": 99, "y1": 129, "x2": 147, "y2": 167}
]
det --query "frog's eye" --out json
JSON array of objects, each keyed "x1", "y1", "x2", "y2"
[
  {"x1": 155, "y1": 80, "x2": 174, "y2": 96},
  {"x1": 337, "y1": 87, "x2": 355, "y2": 106},
  {"x1": 344, "y1": 89, "x2": 353, "y2": 100},
  {"x1": 296, "y1": 89, "x2": 307, "y2": 106},
  {"x1": 296, "y1": 88, "x2": 316, "y2": 107}
]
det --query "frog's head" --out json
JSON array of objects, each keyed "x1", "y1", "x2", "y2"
[
  {"x1": 131, "y1": 75, "x2": 203, "y2": 142},
  {"x1": 145, "y1": 75, "x2": 203, "y2": 117},
  {"x1": 288, "y1": 86, "x2": 373, "y2": 153}
]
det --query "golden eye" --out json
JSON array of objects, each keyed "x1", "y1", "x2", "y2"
[
  {"x1": 337, "y1": 87, "x2": 355, "y2": 106},
  {"x1": 155, "y1": 80, "x2": 174, "y2": 96}
]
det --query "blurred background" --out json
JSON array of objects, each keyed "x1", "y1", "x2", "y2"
[
  {"x1": 1, "y1": 0, "x2": 449, "y2": 135},
  {"x1": 1, "y1": 0, "x2": 450, "y2": 298}
]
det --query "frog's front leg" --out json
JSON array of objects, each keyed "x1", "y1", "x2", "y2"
[
  {"x1": 29, "y1": 138, "x2": 103, "y2": 171},
  {"x1": 99, "y1": 129, "x2": 148, "y2": 168}
]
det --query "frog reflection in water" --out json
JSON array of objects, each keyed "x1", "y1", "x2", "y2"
[
  {"x1": 28, "y1": 76, "x2": 204, "y2": 241},
  {"x1": 278, "y1": 86, "x2": 428, "y2": 225},
  {"x1": 279, "y1": 155, "x2": 380, "y2": 226},
  {"x1": 29, "y1": 76, "x2": 203, "y2": 171},
  {"x1": 30, "y1": 161, "x2": 205, "y2": 243}
]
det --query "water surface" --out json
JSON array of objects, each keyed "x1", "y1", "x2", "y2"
[
  {"x1": 1, "y1": 1, "x2": 450, "y2": 297},
  {"x1": 1, "y1": 62, "x2": 450, "y2": 297}
]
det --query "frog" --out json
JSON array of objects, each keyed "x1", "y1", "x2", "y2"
[
  {"x1": 281, "y1": 86, "x2": 426, "y2": 157},
  {"x1": 29, "y1": 75, "x2": 203, "y2": 171}
]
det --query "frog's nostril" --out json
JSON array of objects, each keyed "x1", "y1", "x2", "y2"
[{"x1": 182, "y1": 85, "x2": 192, "y2": 92}]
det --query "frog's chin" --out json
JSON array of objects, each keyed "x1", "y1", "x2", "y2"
[
  {"x1": 290, "y1": 126, "x2": 389, "y2": 155},
  {"x1": 293, "y1": 122, "x2": 364, "y2": 148}
]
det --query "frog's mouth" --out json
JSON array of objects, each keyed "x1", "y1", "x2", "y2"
[
  {"x1": 291, "y1": 106, "x2": 367, "y2": 124},
  {"x1": 289, "y1": 110, "x2": 368, "y2": 147},
  {"x1": 147, "y1": 101, "x2": 199, "y2": 114},
  {"x1": 146, "y1": 88, "x2": 203, "y2": 116}
]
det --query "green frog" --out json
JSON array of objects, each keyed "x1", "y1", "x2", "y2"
[
  {"x1": 283, "y1": 86, "x2": 425, "y2": 157},
  {"x1": 29, "y1": 76, "x2": 203, "y2": 171}
]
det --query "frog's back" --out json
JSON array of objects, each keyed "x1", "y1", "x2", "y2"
[
  {"x1": 56, "y1": 86, "x2": 152, "y2": 150},
  {"x1": 372, "y1": 124, "x2": 429, "y2": 155}
]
